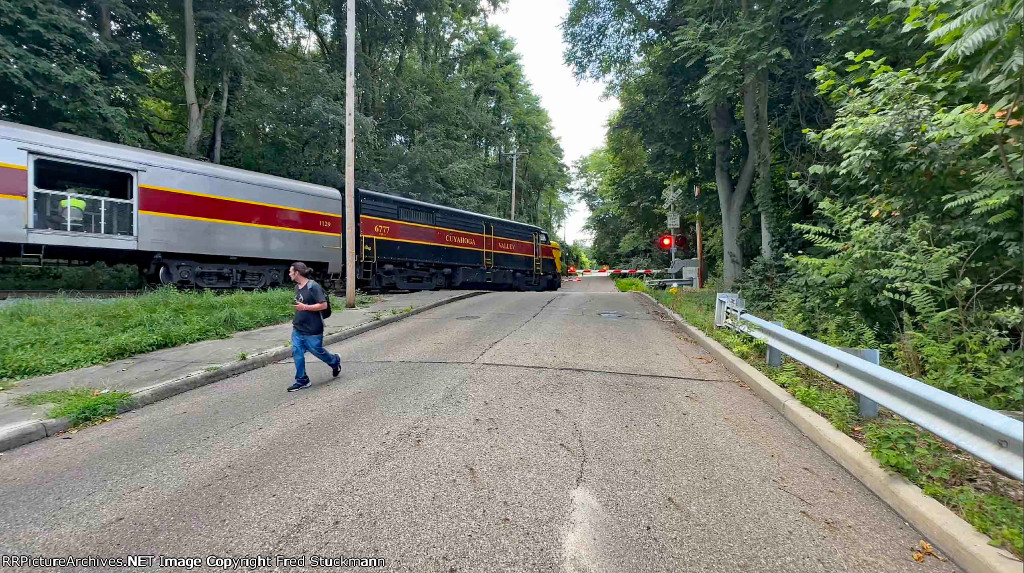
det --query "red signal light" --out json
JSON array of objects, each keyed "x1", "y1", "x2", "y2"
[
  {"x1": 658, "y1": 234, "x2": 673, "y2": 250},
  {"x1": 568, "y1": 265, "x2": 576, "y2": 274}
]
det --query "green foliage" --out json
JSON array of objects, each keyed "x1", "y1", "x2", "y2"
[
  {"x1": 649, "y1": 279, "x2": 1022, "y2": 558},
  {"x1": 560, "y1": 242, "x2": 592, "y2": 272},
  {"x1": 788, "y1": 26, "x2": 1022, "y2": 409},
  {"x1": 613, "y1": 277, "x2": 646, "y2": 292},
  {"x1": 1, "y1": 0, "x2": 570, "y2": 232},
  {"x1": 864, "y1": 420, "x2": 968, "y2": 482},
  {"x1": 924, "y1": 484, "x2": 1024, "y2": 555},
  {"x1": 0, "y1": 0, "x2": 154, "y2": 144},
  {"x1": 14, "y1": 388, "x2": 134, "y2": 427},
  {"x1": 734, "y1": 256, "x2": 791, "y2": 316},
  {"x1": 0, "y1": 263, "x2": 145, "y2": 291},
  {"x1": 0, "y1": 287, "x2": 298, "y2": 381},
  {"x1": 792, "y1": 384, "x2": 859, "y2": 434}
]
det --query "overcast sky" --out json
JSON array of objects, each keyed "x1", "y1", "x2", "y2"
[{"x1": 489, "y1": 0, "x2": 618, "y2": 246}]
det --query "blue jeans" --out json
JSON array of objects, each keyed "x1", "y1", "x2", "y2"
[{"x1": 291, "y1": 329, "x2": 340, "y2": 382}]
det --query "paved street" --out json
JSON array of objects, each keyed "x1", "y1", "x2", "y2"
[{"x1": 0, "y1": 284, "x2": 958, "y2": 572}]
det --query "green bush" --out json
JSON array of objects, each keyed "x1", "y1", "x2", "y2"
[
  {"x1": 0, "y1": 263, "x2": 144, "y2": 290},
  {"x1": 613, "y1": 277, "x2": 646, "y2": 292}
]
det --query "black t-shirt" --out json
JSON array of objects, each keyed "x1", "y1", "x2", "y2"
[{"x1": 292, "y1": 280, "x2": 327, "y2": 335}]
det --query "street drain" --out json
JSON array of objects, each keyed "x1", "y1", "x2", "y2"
[
  {"x1": 456, "y1": 315, "x2": 480, "y2": 321},
  {"x1": 599, "y1": 312, "x2": 622, "y2": 319}
]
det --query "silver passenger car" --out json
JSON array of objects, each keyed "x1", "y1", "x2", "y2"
[{"x1": 0, "y1": 121, "x2": 343, "y2": 288}]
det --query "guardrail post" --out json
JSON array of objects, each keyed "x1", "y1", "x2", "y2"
[
  {"x1": 766, "y1": 322, "x2": 784, "y2": 366},
  {"x1": 840, "y1": 348, "x2": 880, "y2": 418},
  {"x1": 714, "y1": 293, "x2": 741, "y2": 327}
]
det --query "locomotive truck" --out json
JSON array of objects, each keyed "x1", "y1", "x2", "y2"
[{"x1": 0, "y1": 121, "x2": 562, "y2": 292}]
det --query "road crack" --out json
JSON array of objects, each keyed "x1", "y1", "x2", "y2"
[
  {"x1": 573, "y1": 376, "x2": 587, "y2": 488},
  {"x1": 344, "y1": 359, "x2": 724, "y2": 383},
  {"x1": 469, "y1": 293, "x2": 562, "y2": 363}
]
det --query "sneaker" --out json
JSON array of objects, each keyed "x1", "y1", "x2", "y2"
[
  {"x1": 331, "y1": 356, "x2": 342, "y2": 378},
  {"x1": 287, "y1": 379, "x2": 311, "y2": 392}
]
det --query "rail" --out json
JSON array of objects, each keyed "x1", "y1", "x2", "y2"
[{"x1": 715, "y1": 293, "x2": 1024, "y2": 481}]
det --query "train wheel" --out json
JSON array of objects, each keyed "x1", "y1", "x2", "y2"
[
  {"x1": 158, "y1": 264, "x2": 175, "y2": 285},
  {"x1": 431, "y1": 273, "x2": 446, "y2": 290}
]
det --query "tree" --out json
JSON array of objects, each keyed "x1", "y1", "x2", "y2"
[
  {"x1": 0, "y1": 0, "x2": 156, "y2": 145},
  {"x1": 564, "y1": 0, "x2": 794, "y2": 286},
  {"x1": 1, "y1": 0, "x2": 571, "y2": 232}
]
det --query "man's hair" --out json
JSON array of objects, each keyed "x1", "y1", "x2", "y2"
[{"x1": 290, "y1": 262, "x2": 311, "y2": 278}]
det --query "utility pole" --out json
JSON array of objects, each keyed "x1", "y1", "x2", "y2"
[
  {"x1": 502, "y1": 148, "x2": 528, "y2": 220},
  {"x1": 344, "y1": 0, "x2": 356, "y2": 307}
]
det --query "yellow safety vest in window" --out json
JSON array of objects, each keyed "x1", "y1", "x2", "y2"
[{"x1": 60, "y1": 198, "x2": 86, "y2": 210}]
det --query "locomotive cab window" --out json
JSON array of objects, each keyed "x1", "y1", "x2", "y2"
[
  {"x1": 31, "y1": 158, "x2": 135, "y2": 236},
  {"x1": 539, "y1": 233, "x2": 548, "y2": 243},
  {"x1": 398, "y1": 207, "x2": 434, "y2": 226}
]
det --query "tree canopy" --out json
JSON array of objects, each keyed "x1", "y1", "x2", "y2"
[
  {"x1": 0, "y1": 0, "x2": 570, "y2": 231},
  {"x1": 564, "y1": 0, "x2": 1022, "y2": 404}
]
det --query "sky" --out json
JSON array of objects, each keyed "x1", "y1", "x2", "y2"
[{"x1": 489, "y1": 0, "x2": 618, "y2": 246}]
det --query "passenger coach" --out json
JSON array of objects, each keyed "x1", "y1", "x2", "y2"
[{"x1": 0, "y1": 121, "x2": 561, "y2": 291}]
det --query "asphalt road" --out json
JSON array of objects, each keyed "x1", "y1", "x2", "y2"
[{"x1": 0, "y1": 284, "x2": 959, "y2": 572}]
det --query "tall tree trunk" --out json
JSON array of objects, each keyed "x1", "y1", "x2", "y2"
[
  {"x1": 744, "y1": 67, "x2": 773, "y2": 260},
  {"x1": 712, "y1": 103, "x2": 755, "y2": 289},
  {"x1": 210, "y1": 67, "x2": 229, "y2": 164},
  {"x1": 96, "y1": 1, "x2": 112, "y2": 79},
  {"x1": 183, "y1": 0, "x2": 204, "y2": 156},
  {"x1": 741, "y1": 0, "x2": 774, "y2": 260}
]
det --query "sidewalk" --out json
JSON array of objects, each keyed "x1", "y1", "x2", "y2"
[{"x1": 0, "y1": 290, "x2": 484, "y2": 451}]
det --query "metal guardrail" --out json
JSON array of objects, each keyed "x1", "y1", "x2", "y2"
[{"x1": 715, "y1": 293, "x2": 1024, "y2": 481}]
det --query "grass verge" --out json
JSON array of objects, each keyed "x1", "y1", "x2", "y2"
[
  {"x1": 14, "y1": 388, "x2": 134, "y2": 428},
  {"x1": 619, "y1": 279, "x2": 1024, "y2": 558},
  {"x1": 0, "y1": 287, "x2": 383, "y2": 382}
]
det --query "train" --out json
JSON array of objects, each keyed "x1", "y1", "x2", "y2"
[{"x1": 0, "y1": 121, "x2": 562, "y2": 292}]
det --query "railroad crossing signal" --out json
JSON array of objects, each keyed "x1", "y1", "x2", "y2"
[
  {"x1": 657, "y1": 234, "x2": 673, "y2": 251},
  {"x1": 568, "y1": 265, "x2": 576, "y2": 274}
]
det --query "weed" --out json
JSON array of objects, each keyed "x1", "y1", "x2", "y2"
[
  {"x1": 613, "y1": 277, "x2": 646, "y2": 292},
  {"x1": 389, "y1": 305, "x2": 414, "y2": 316},
  {"x1": 924, "y1": 484, "x2": 1024, "y2": 556},
  {"x1": 354, "y1": 291, "x2": 382, "y2": 307},
  {"x1": 204, "y1": 366, "x2": 221, "y2": 372},
  {"x1": 237, "y1": 352, "x2": 248, "y2": 361},
  {"x1": 14, "y1": 388, "x2": 133, "y2": 427}
]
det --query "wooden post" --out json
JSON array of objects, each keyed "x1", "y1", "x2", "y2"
[
  {"x1": 344, "y1": 0, "x2": 356, "y2": 307},
  {"x1": 511, "y1": 151, "x2": 517, "y2": 220}
]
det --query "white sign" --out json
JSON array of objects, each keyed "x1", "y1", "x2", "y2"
[{"x1": 667, "y1": 213, "x2": 680, "y2": 228}]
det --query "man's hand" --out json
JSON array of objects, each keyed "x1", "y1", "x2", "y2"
[{"x1": 293, "y1": 303, "x2": 307, "y2": 311}]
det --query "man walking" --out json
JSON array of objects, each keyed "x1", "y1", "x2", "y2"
[{"x1": 287, "y1": 262, "x2": 341, "y2": 392}]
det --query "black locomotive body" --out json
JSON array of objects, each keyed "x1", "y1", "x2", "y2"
[{"x1": 356, "y1": 190, "x2": 561, "y2": 292}]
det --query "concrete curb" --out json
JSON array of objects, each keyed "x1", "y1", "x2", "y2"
[
  {"x1": 635, "y1": 291, "x2": 1023, "y2": 573},
  {"x1": 0, "y1": 291, "x2": 486, "y2": 454}
]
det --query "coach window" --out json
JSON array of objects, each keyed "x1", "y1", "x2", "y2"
[
  {"x1": 398, "y1": 207, "x2": 435, "y2": 226},
  {"x1": 31, "y1": 158, "x2": 134, "y2": 236}
]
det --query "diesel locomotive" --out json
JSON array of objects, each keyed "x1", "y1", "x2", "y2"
[{"x1": 0, "y1": 121, "x2": 562, "y2": 291}]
